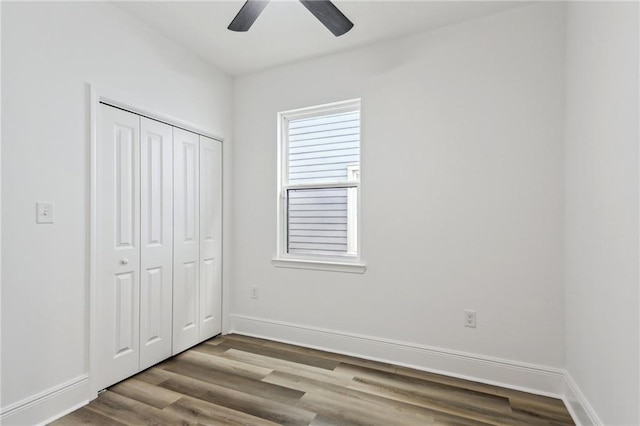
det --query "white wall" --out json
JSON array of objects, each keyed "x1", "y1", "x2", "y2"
[
  {"x1": 1, "y1": 2, "x2": 232, "y2": 422},
  {"x1": 564, "y1": 2, "x2": 640, "y2": 425},
  {"x1": 0, "y1": 0, "x2": 4, "y2": 412},
  {"x1": 232, "y1": 1, "x2": 566, "y2": 377}
]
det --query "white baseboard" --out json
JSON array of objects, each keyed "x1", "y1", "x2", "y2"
[
  {"x1": 563, "y1": 373, "x2": 602, "y2": 426},
  {"x1": 0, "y1": 375, "x2": 90, "y2": 426},
  {"x1": 229, "y1": 314, "x2": 566, "y2": 398}
]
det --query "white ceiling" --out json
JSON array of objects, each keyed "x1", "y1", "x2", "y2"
[{"x1": 113, "y1": 1, "x2": 530, "y2": 76}]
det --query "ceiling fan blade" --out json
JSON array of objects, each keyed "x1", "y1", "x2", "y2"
[
  {"x1": 228, "y1": 0, "x2": 270, "y2": 32},
  {"x1": 299, "y1": 0, "x2": 353, "y2": 37}
]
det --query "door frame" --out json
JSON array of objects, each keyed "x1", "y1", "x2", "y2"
[{"x1": 88, "y1": 84, "x2": 224, "y2": 397}]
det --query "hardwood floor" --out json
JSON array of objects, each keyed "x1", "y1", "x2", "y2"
[{"x1": 51, "y1": 335, "x2": 575, "y2": 426}]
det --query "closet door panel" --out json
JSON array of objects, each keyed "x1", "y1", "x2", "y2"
[
  {"x1": 95, "y1": 104, "x2": 141, "y2": 391},
  {"x1": 172, "y1": 128, "x2": 200, "y2": 354},
  {"x1": 199, "y1": 136, "x2": 222, "y2": 340},
  {"x1": 140, "y1": 117, "x2": 173, "y2": 369}
]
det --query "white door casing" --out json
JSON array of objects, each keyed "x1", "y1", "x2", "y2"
[
  {"x1": 172, "y1": 128, "x2": 200, "y2": 354},
  {"x1": 139, "y1": 117, "x2": 173, "y2": 369},
  {"x1": 95, "y1": 104, "x2": 141, "y2": 391},
  {"x1": 199, "y1": 136, "x2": 222, "y2": 340}
]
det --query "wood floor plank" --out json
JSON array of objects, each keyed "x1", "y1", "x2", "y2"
[
  {"x1": 160, "y1": 356, "x2": 305, "y2": 404},
  {"x1": 133, "y1": 366, "x2": 176, "y2": 385},
  {"x1": 108, "y1": 378, "x2": 183, "y2": 409},
  {"x1": 190, "y1": 340, "x2": 230, "y2": 356},
  {"x1": 52, "y1": 334, "x2": 575, "y2": 426},
  {"x1": 158, "y1": 370, "x2": 316, "y2": 425},
  {"x1": 261, "y1": 339, "x2": 398, "y2": 373},
  {"x1": 85, "y1": 390, "x2": 189, "y2": 425},
  {"x1": 202, "y1": 336, "x2": 225, "y2": 345},
  {"x1": 49, "y1": 406, "x2": 128, "y2": 426},
  {"x1": 431, "y1": 412, "x2": 495, "y2": 426},
  {"x1": 336, "y1": 362, "x2": 513, "y2": 415},
  {"x1": 506, "y1": 408, "x2": 574, "y2": 426},
  {"x1": 216, "y1": 339, "x2": 341, "y2": 370},
  {"x1": 163, "y1": 396, "x2": 281, "y2": 426},
  {"x1": 218, "y1": 334, "x2": 273, "y2": 346},
  {"x1": 222, "y1": 348, "x2": 355, "y2": 386},
  {"x1": 508, "y1": 395, "x2": 575, "y2": 423},
  {"x1": 394, "y1": 364, "x2": 563, "y2": 407},
  {"x1": 298, "y1": 390, "x2": 435, "y2": 426},
  {"x1": 345, "y1": 379, "x2": 513, "y2": 426},
  {"x1": 174, "y1": 349, "x2": 274, "y2": 380},
  {"x1": 309, "y1": 414, "x2": 351, "y2": 426}
]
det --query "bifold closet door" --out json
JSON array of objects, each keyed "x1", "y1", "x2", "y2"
[
  {"x1": 139, "y1": 117, "x2": 173, "y2": 370},
  {"x1": 172, "y1": 128, "x2": 200, "y2": 354},
  {"x1": 95, "y1": 106, "x2": 174, "y2": 390},
  {"x1": 199, "y1": 136, "x2": 222, "y2": 340},
  {"x1": 96, "y1": 104, "x2": 223, "y2": 388},
  {"x1": 95, "y1": 104, "x2": 141, "y2": 391}
]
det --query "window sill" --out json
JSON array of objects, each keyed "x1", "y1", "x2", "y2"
[{"x1": 271, "y1": 258, "x2": 366, "y2": 274}]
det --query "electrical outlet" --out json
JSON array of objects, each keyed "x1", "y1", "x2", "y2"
[
  {"x1": 251, "y1": 286, "x2": 259, "y2": 299},
  {"x1": 464, "y1": 310, "x2": 477, "y2": 328}
]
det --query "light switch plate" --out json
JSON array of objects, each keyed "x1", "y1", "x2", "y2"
[{"x1": 36, "y1": 202, "x2": 54, "y2": 224}]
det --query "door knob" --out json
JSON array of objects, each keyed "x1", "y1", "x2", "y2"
[{"x1": 120, "y1": 258, "x2": 129, "y2": 265}]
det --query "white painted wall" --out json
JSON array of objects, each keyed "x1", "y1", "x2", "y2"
[
  {"x1": 232, "y1": 2, "x2": 566, "y2": 370},
  {"x1": 0, "y1": 0, "x2": 4, "y2": 411},
  {"x1": 564, "y1": 2, "x2": 640, "y2": 425},
  {"x1": 1, "y1": 1, "x2": 232, "y2": 421}
]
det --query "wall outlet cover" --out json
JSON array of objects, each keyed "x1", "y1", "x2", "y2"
[
  {"x1": 464, "y1": 310, "x2": 477, "y2": 328},
  {"x1": 36, "y1": 202, "x2": 54, "y2": 224}
]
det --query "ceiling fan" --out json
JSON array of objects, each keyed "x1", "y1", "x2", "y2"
[{"x1": 228, "y1": 0, "x2": 354, "y2": 37}]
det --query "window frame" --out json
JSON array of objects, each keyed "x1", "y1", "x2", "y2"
[{"x1": 273, "y1": 99, "x2": 366, "y2": 273}]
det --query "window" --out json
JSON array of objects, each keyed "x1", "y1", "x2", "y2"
[{"x1": 274, "y1": 99, "x2": 365, "y2": 273}]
